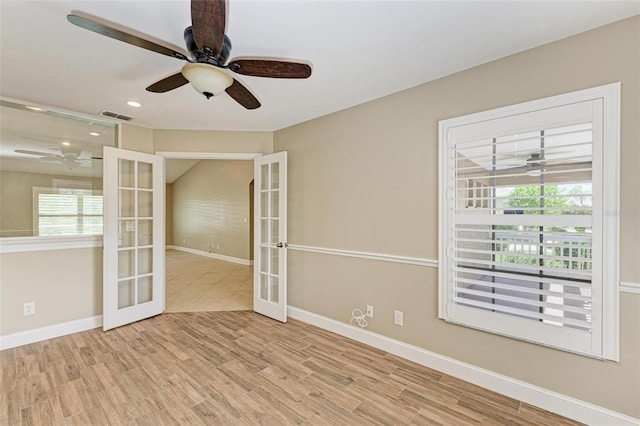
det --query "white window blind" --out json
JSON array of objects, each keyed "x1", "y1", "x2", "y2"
[
  {"x1": 439, "y1": 84, "x2": 620, "y2": 360},
  {"x1": 34, "y1": 188, "x2": 103, "y2": 236}
]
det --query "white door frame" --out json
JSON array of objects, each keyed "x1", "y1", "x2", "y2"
[{"x1": 156, "y1": 152, "x2": 262, "y2": 160}]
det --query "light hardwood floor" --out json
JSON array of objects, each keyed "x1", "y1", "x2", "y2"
[
  {"x1": 1, "y1": 311, "x2": 582, "y2": 425},
  {"x1": 166, "y1": 249, "x2": 252, "y2": 313}
]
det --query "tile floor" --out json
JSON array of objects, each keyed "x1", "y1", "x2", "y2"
[{"x1": 165, "y1": 249, "x2": 253, "y2": 312}]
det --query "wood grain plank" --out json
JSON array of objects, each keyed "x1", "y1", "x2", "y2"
[
  {"x1": 299, "y1": 373, "x2": 362, "y2": 413},
  {"x1": 245, "y1": 387, "x2": 306, "y2": 425},
  {"x1": 19, "y1": 397, "x2": 65, "y2": 426},
  {"x1": 191, "y1": 398, "x2": 236, "y2": 424},
  {"x1": 401, "y1": 387, "x2": 484, "y2": 424},
  {"x1": 54, "y1": 378, "x2": 97, "y2": 418},
  {"x1": 0, "y1": 347, "x2": 16, "y2": 367},
  {"x1": 301, "y1": 358, "x2": 355, "y2": 387},
  {"x1": 94, "y1": 384, "x2": 142, "y2": 423},
  {"x1": 63, "y1": 406, "x2": 111, "y2": 426},
  {"x1": 0, "y1": 390, "x2": 21, "y2": 425},
  {"x1": 48, "y1": 361, "x2": 81, "y2": 387},
  {"x1": 15, "y1": 371, "x2": 56, "y2": 407},
  {"x1": 441, "y1": 374, "x2": 522, "y2": 414},
  {"x1": 519, "y1": 402, "x2": 587, "y2": 426},
  {"x1": 458, "y1": 393, "x2": 539, "y2": 425}
]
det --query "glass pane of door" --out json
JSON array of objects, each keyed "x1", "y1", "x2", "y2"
[
  {"x1": 116, "y1": 160, "x2": 155, "y2": 311},
  {"x1": 258, "y1": 162, "x2": 280, "y2": 303}
]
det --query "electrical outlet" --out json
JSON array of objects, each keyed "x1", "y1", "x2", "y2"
[
  {"x1": 23, "y1": 302, "x2": 35, "y2": 316},
  {"x1": 394, "y1": 310, "x2": 403, "y2": 326},
  {"x1": 366, "y1": 305, "x2": 374, "y2": 317}
]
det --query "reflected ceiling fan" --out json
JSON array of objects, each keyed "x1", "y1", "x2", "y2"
[
  {"x1": 501, "y1": 152, "x2": 591, "y2": 176},
  {"x1": 67, "y1": 0, "x2": 312, "y2": 110},
  {"x1": 523, "y1": 152, "x2": 545, "y2": 175},
  {"x1": 500, "y1": 152, "x2": 545, "y2": 169},
  {"x1": 15, "y1": 145, "x2": 100, "y2": 170}
]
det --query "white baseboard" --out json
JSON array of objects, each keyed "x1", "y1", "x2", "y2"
[
  {"x1": 288, "y1": 306, "x2": 639, "y2": 426},
  {"x1": 166, "y1": 245, "x2": 253, "y2": 266},
  {"x1": 0, "y1": 315, "x2": 103, "y2": 351}
]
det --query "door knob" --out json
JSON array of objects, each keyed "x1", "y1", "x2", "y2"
[{"x1": 276, "y1": 242, "x2": 288, "y2": 248}]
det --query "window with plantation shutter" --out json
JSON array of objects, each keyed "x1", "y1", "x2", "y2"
[{"x1": 438, "y1": 84, "x2": 620, "y2": 360}]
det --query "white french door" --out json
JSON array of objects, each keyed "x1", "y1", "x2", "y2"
[
  {"x1": 103, "y1": 146, "x2": 165, "y2": 330},
  {"x1": 254, "y1": 152, "x2": 288, "y2": 322}
]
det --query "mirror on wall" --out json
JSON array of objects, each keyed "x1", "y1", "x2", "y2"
[{"x1": 0, "y1": 100, "x2": 117, "y2": 238}]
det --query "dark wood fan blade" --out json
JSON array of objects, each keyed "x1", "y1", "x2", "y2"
[
  {"x1": 67, "y1": 13, "x2": 189, "y2": 61},
  {"x1": 225, "y1": 79, "x2": 260, "y2": 110},
  {"x1": 191, "y1": 0, "x2": 226, "y2": 55},
  {"x1": 228, "y1": 59, "x2": 312, "y2": 78},
  {"x1": 146, "y1": 73, "x2": 189, "y2": 93}
]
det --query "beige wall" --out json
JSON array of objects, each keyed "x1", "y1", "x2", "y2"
[
  {"x1": 120, "y1": 123, "x2": 154, "y2": 154},
  {"x1": 0, "y1": 171, "x2": 102, "y2": 237},
  {"x1": 153, "y1": 129, "x2": 273, "y2": 154},
  {"x1": 274, "y1": 16, "x2": 640, "y2": 417},
  {"x1": 171, "y1": 160, "x2": 253, "y2": 260},
  {"x1": 0, "y1": 248, "x2": 102, "y2": 335}
]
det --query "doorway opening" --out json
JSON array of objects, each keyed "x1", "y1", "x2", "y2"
[{"x1": 159, "y1": 152, "x2": 261, "y2": 313}]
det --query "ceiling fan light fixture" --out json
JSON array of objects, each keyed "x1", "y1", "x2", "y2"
[
  {"x1": 181, "y1": 63, "x2": 233, "y2": 99},
  {"x1": 525, "y1": 152, "x2": 544, "y2": 177}
]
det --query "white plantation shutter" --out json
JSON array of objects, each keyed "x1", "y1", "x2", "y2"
[{"x1": 439, "y1": 84, "x2": 620, "y2": 359}]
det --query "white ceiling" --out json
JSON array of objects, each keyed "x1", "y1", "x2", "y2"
[{"x1": 1, "y1": 1, "x2": 638, "y2": 132}]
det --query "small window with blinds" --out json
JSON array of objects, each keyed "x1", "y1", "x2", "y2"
[
  {"x1": 438, "y1": 84, "x2": 620, "y2": 360},
  {"x1": 33, "y1": 187, "x2": 103, "y2": 236}
]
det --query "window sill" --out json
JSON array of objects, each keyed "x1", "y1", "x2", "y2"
[{"x1": 0, "y1": 235, "x2": 103, "y2": 254}]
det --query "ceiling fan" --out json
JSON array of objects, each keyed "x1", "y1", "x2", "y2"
[
  {"x1": 499, "y1": 152, "x2": 592, "y2": 177},
  {"x1": 15, "y1": 145, "x2": 100, "y2": 170},
  {"x1": 67, "y1": 0, "x2": 312, "y2": 110},
  {"x1": 524, "y1": 152, "x2": 545, "y2": 175}
]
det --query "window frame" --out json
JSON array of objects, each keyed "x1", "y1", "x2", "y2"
[
  {"x1": 438, "y1": 83, "x2": 620, "y2": 360},
  {"x1": 32, "y1": 187, "x2": 104, "y2": 237}
]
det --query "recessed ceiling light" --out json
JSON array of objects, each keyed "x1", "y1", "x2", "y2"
[
  {"x1": 62, "y1": 141, "x2": 71, "y2": 146},
  {"x1": 127, "y1": 101, "x2": 142, "y2": 108},
  {"x1": 89, "y1": 132, "x2": 100, "y2": 136},
  {"x1": 25, "y1": 105, "x2": 46, "y2": 112}
]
